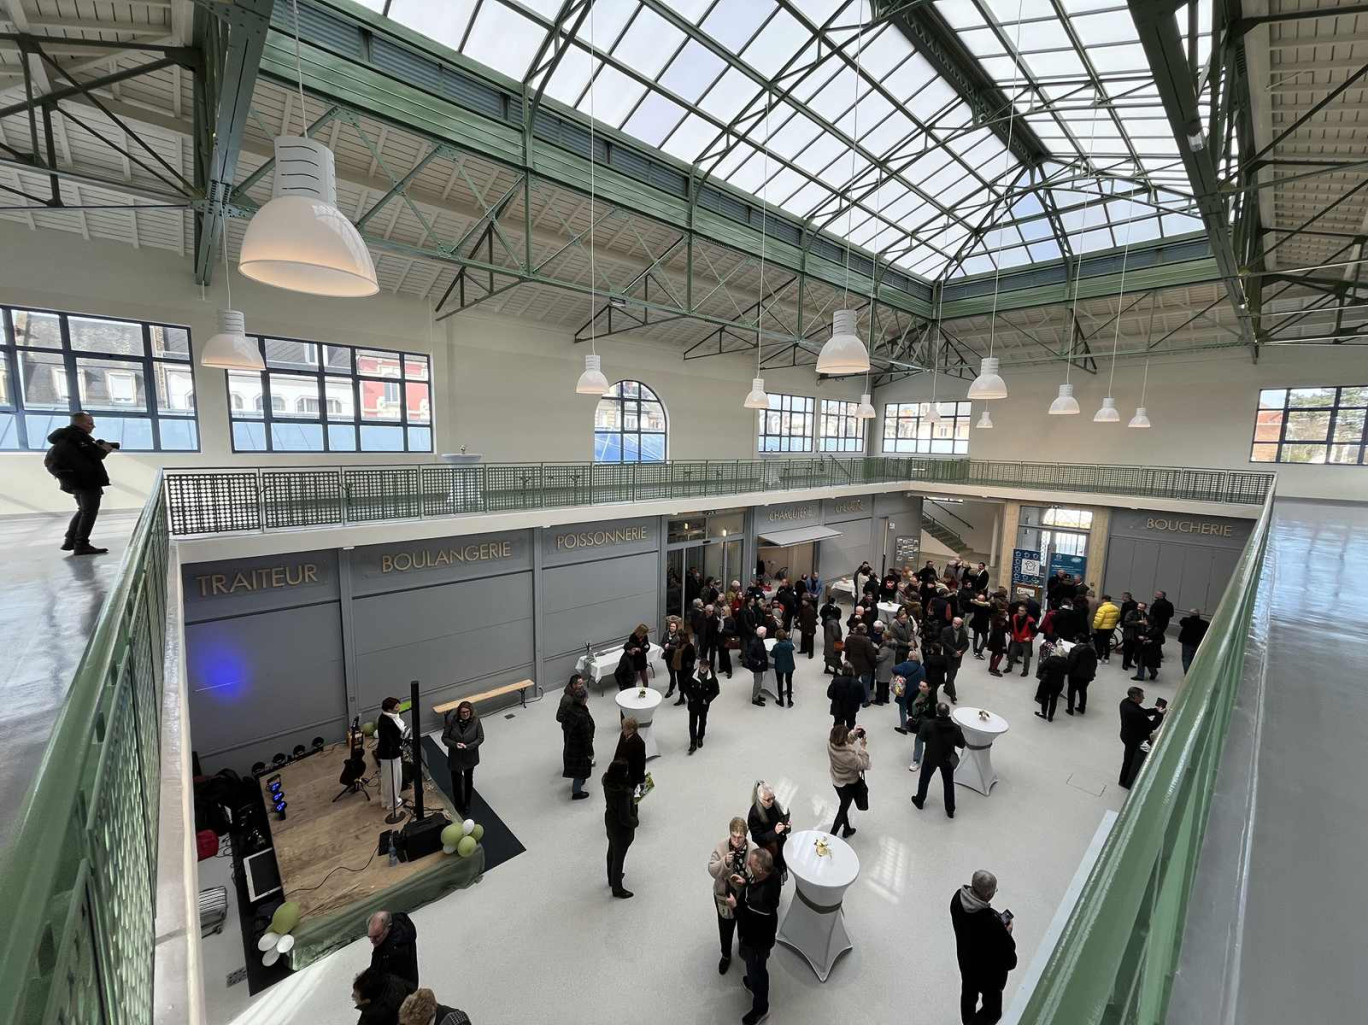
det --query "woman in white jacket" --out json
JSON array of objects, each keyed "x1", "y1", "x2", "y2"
[{"x1": 708, "y1": 816, "x2": 754, "y2": 976}]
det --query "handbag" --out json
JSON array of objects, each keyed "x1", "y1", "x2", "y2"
[
  {"x1": 833, "y1": 640, "x2": 845, "y2": 653},
  {"x1": 852, "y1": 775, "x2": 869, "y2": 811}
]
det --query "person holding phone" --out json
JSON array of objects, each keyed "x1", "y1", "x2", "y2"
[
  {"x1": 707, "y1": 817, "x2": 754, "y2": 975},
  {"x1": 827, "y1": 723, "x2": 870, "y2": 839},
  {"x1": 747, "y1": 781, "x2": 790, "y2": 882},
  {"x1": 44, "y1": 411, "x2": 119, "y2": 555},
  {"x1": 950, "y1": 869, "x2": 1018, "y2": 1025}
]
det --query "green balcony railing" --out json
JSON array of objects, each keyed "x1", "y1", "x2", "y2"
[
  {"x1": 0, "y1": 474, "x2": 169, "y2": 1025},
  {"x1": 1015, "y1": 487, "x2": 1275, "y2": 1024},
  {"x1": 162, "y1": 457, "x2": 1273, "y2": 536}
]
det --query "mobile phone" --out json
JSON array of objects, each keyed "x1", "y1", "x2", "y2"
[
  {"x1": 1155, "y1": 698, "x2": 1168, "y2": 710},
  {"x1": 1000, "y1": 909, "x2": 1014, "y2": 925}
]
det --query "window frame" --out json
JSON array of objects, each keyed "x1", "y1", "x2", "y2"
[
  {"x1": 818, "y1": 398, "x2": 865, "y2": 453},
  {"x1": 226, "y1": 335, "x2": 433, "y2": 454},
  {"x1": 0, "y1": 304, "x2": 198, "y2": 451},
  {"x1": 757, "y1": 392, "x2": 816, "y2": 453},
  {"x1": 1249, "y1": 385, "x2": 1367, "y2": 466},
  {"x1": 881, "y1": 400, "x2": 972, "y2": 455},
  {"x1": 593, "y1": 379, "x2": 668, "y2": 463}
]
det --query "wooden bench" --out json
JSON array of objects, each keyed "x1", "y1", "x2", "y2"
[{"x1": 434, "y1": 678, "x2": 540, "y2": 716}]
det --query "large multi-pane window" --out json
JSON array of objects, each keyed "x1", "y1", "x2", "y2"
[
  {"x1": 594, "y1": 380, "x2": 667, "y2": 462},
  {"x1": 227, "y1": 337, "x2": 432, "y2": 452},
  {"x1": 882, "y1": 400, "x2": 971, "y2": 454},
  {"x1": 0, "y1": 306, "x2": 197, "y2": 450},
  {"x1": 758, "y1": 393, "x2": 815, "y2": 452},
  {"x1": 818, "y1": 399, "x2": 864, "y2": 453},
  {"x1": 1250, "y1": 386, "x2": 1366, "y2": 465}
]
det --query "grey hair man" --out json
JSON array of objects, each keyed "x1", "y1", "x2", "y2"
[
  {"x1": 950, "y1": 870, "x2": 1017, "y2": 1025},
  {"x1": 367, "y1": 909, "x2": 419, "y2": 989}
]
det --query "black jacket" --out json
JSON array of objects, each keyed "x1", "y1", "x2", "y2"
[
  {"x1": 603, "y1": 776, "x2": 639, "y2": 837},
  {"x1": 826, "y1": 673, "x2": 863, "y2": 720},
  {"x1": 442, "y1": 715, "x2": 483, "y2": 770},
  {"x1": 798, "y1": 602, "x2": 818, "y2": 635},
  {"x1": 1178, "y1": 615, "x2": 1209, "y2": 646},
  {"x1": 375, "y1": 714, "x2": 405, "y2": 761},
  {"x1": 614, "y1": 732, "x2": 646, "y2": 788},
  {"x1": 940, "y1": 624, "x2": 969, "y2": 662},
  {"x1": 1150, "y1": 598, "x2": 1176, "y2": 632},
  {"x1": 950, "y1": 888, "x2": 1017, "y2": 990},
  {"x1": 844, "y1": 633, "x2": 877, "y2": 675},
  {"x1": 369, "y1": 912, "x2": 419, "y2": 988},
  {"x1": 356, "y1": 973, "x2": 415, "y2": 1025},
  {"x1": 748, "y1": 802, "x2": 790, "y2": 871},
  {"x1": 736, "y1": 872, "x2": 783, "y2": 953},
  {"x1": 916, "y1": 715, "x2": 965, "y2": 767},
  {"x1": 560, "y1": 703, "x2": 595, "y2": 779},
  {"x1": 1066, "y1": 642, "x2": 1098, "y2": 682},
  {"x1": 1034, "y1": 651, "x2": 1068, "y2": 698},
  {"x1": 44, "y1": 426, "x2": 110, "y2": 492},
  {"x1": 1119, "y1": 698, "x2": 1161, "y2": 744},
  {"x1": 744, "y1": 635, "x2": 769, "y2": 672},
  {"x1": 682, "y1": 669, "x2": 719, "y2": 711},
  {"x1": 625, "y1": 631, "x2": 650, "y2": 670},
  {"x1": 819, "y1": 601, "x2": 843, "y2": 625}
]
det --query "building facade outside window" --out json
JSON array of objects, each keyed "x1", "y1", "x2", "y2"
[
  {"x1": 227, "y1": 337, "x2": 432, "y2": 452},
  {"x1": 593, "y1": 380, "x2": 667, "y2": 462},
  {"x1": 758, "y1": 392, "x2": 815, "y2": 452},
  {"x1": 882, "y1": 400, "x2": 971, "y2": 454},
  {"x1": 1250, "y1": 386, "x2": 1366, "y2": 465},
  {"x1": 818, "y1": 398, "x2": 864, "y2": 452},
  {"x1": 1, "y1": 305, "x2": 197, "y2": 450}
]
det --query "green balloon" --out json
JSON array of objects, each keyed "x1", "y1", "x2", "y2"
[
  {"x1": 361, "y1": 721, "x2": 376, "y2": 737},
  {"x1": 440, "y1": 824, "x2": 463, "y2": 849},
  {"x1": 270, "y1": 901, "x2": 300, "y2": 935},
  {"x1": 456, "y1": 835, "x2": 477, "y2": 858},
  {"x1": 470, "y1": 823, "x2": 484, "y2": 842}
]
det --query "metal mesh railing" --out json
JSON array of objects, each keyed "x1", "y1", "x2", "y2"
[
  {"x1": 161, "y1": 458, "x2": 1275, "y2": 536},
  {"x1": 0, "y1": 476, "x2": 169, "y2": 1025}
]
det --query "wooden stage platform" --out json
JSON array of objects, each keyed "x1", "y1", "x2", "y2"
[{"x1": 258, "y1": 741, "x2": 458, "y2": 920}]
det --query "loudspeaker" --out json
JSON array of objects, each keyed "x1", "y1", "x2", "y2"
[{"x1": 399, "y1": 813, "x2": 449, "y2": 862}]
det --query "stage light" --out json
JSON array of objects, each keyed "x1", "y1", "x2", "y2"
[
  {"x1": 292, "y1": 744, "x2": 306, "y2": 759},
  {"x1": 312, "y1": 737, "x2": 325, "y2": 751},
  {"x1": 251, "y1": 761, "x2": 266, "y2": 775},
  {"x1": 272, "y1": 752, "x2": 287, "y2": 766}
]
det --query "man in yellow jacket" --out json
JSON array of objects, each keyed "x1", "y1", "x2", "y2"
[{"x1": 1092, "y1": 595, "x2": 1121, "y2": 663}]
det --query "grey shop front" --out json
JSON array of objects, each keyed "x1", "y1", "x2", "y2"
[
  {"x1": 183, "y1": 514, "x2": 660, "y2": 775},
  {"x1": 1102, "y1": 510, "x2": 1254, "y2": 616}
]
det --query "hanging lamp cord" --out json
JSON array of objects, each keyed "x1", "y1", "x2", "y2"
[
  {"x1": 839, "y1": 11, "x2": 867, "y2": 307},
  {"x1": 587, "y1": 2, "x2": 597, "y2": 356},
  {"x1": 221, "y1": 208, "x2": 232, "y2": 309},
  {"x1": 985, "y1": 0, "x2": 1025, "y2": 359},
  {"x1": 1064, "y1": 102, "x2": 1103, "y2": 386},
  {"x1": 290, "y1": 0, "x2": 307, "y2": 136},
  {"x1": 1105, "y1": 195, "x2": 1140, "y2": 399},
  {"x1": 757, "y1": 93, "x2": 771, "y2": 373}
]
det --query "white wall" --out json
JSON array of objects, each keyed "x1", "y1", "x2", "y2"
[
  {"x1": 0, "y1": 223, "x2": 867, "y2": 514},
  {"x1": 875, "y1": 348, "x2": 1367, "y2": 501}
]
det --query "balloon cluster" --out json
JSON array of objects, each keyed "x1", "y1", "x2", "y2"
[
  {"x1": 440, "y1": 818, "x2": 484, "y2": 857},
  {"x1": 257, "y1": 901, "x2": 301, "y2": 966}
]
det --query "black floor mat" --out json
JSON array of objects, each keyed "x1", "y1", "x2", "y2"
[{"x1": 422, "y1": 735, "x2": 526, "y2": 873}]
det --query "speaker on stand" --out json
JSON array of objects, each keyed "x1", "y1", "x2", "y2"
[{"x1": 398, "y1": 679, "x2": 450, "y2": 861}]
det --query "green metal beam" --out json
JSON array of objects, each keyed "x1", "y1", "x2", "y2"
[{"x1": 192, "y1": 0, "x2": 274, "y2": 285}]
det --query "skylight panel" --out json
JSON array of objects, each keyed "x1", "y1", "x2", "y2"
[
  {"x1": 700, "y1": 0, "x2": 774, "y2": 52},
  {"x1": 660, "y1": 112, "x2": 718, "y2": 163},
  {"x1": 386, "y1": 0, "x2": 476, "y2": 52},
  {"x1": 1160, "y1": 212, "x2": 1203, "y2": 236},
  {"x1": 741, "y1": 8, "x2": 809, "y2": 78},
  {"x1": 1075, "y1": 226, "x2": 1116, "y2": 252},
  {"x1": 1028, "y1": 239, "x2": 1062, "y2": 261},
  {"x1": 697, "y1": 67, "x2": 758, "y2": 122},
  {"x1": 1089, "y1": 42, "x2": 1149, "y2": 74},
  {"x1": 622, "y1": 91, "x2": 688, "y2": 147},
  {"x1": 462, "y1": 2, "x2": 547, "y2": 80},
  {"x1": 1072, "y1": 11, "x2": 1138, "y2": 47},
  {"x1": 577, "y1": 64, "x2": 646, "y2": 127},
  {"x1": 659, "y1": 41, "x2": 728, "y2": 103},
  {"x1": 613, "y1": 6, "x2": 683, "y2": 79},
  {"x1": 768, "y1": 107, "x2": 824, "y2": 161},
  {"x1": 574, "y1": 0, "x2": 639, "y2": 46},
  {"x1": 543, "y1": 47, "x2": 596, "y2": 107}
]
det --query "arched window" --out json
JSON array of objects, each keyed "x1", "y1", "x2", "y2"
[{"x1": 594, "y1": 380, "x2": 667, "y2": 463}]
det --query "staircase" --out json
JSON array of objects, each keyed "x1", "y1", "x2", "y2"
[{"x1": 922, "y1": 513, "x2": 973, "y2": 557}]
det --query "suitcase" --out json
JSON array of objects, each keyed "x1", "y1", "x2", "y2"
[{"x1": 198, "y1": 885, "x2": 229, "y2": 937}]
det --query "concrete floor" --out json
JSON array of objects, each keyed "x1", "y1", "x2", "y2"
[
  {"x1": 1232, "y1": 500, "x2": 1368, "y2": 1025},
  {"x1": 0, "y1": 510, "x2": 137, "y2": 848},
  {"x1": 205, "y1": 620, "x2": 1172, "y2": 1025}
]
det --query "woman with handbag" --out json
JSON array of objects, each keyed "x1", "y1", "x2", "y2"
[
  {"x1": 672, "y1": 628, "x2": 696, "y2": 707},
  {"x1": 906, "y1": 679, "x2": 933, "y2": 770},
  {"x1": 661, "y1": 620, "x2": 682, "y2": 698},
  {"x1": 747, "y1": 781, "x2": 791, "y2": 880},
  {"x1": 827, "y1": 723, "x2": 870, "y2": 839},
  {"x1": 707, "y1": 816, "x2": 754, "y2": 974},
  {"x1": 822, "y1": 610, "x2": 844, "y2": 676}
]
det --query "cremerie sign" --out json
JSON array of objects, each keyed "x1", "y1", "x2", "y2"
[
  {"x1": 769, "y1": 503, "x2": 818, "y2": 522},
  {"x1": 555, "y1": 525, "x2": 649, "y2": 550},
  {"x1": 1144, "y1": 517, "x2": 1234, "y2": 537},
  {"x1": 834, "y1": 498, "x2": 866, "y2": 514},
  {"x1": 381, "y1": 541, "x2": 514, "y2": 573},
  {"x1": 195, "y1": 564, "x2": 319, "y2": 597}
]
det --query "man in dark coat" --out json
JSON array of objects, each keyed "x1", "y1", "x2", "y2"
[
  {"x1": 1118, "y1": 686, "x2": 1164, "y2": 789},
  {"x1": 44, "y1": 412, "x2": 116, "y2": 555},
  {"x1": 561, "y1": 688, "x2": 595, "y2": 799},
  {"x1": 1177, "y1": 609, "x2": 1208, "y2": 674},
  {"x1": 950, "y1": 870, "x2": 1018, "y2": 1024},
  {"x1": 826, "y1": 665, "x2": 863, "y2": 729},
  {"x1": 939, "y1": 617, "x2": 970, "y2": 703},
  {"x1": 602, "y1": 758, "x2": 639, "y2": 899},
  {"x1": 1065, "y1": 640, "x2": 1098, "y2": 715},
  {"x1": 353, "y1": 966, "x2": 415, "y2": 1025},
  {"x1": 797, "y1": 597, "x2": 819, "y2": 659},
  {"x1": 1032, "y1": 642, "x2": 1068, "y2": 722},
  {"x1": 731, "y1": 847, "x2": 782, "y2": 1025},
  {"x1": 843, "y1": 624, "x2": 877, "y2": 707},
  {"x1": 614, "y1": 719, "x2": 647, "y2": 789},
  {"x1": 368, "y1": 911, "x2": 419, "y2": 988},
  {"x1": 911, "y1": 703, "x2": 966, "y2": 818},
  {"x1": 1150, "y1": 591, "x2": 1176, "y2": 634}
]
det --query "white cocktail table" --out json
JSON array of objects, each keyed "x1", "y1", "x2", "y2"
[
  {"x1": 577, "y1": 642, "x2": 663, "y2": 688},
  {"x1": 778, "y1": 829, "x2": 860, "y2": 982},
  {"x1": 614, "y1": 687, "x2": 663, "y2": 759},
  {"x1": 952, "y1": 706, "x2": 1009, "y2": 796},
  {"x1": 876, "y1": 601, "x2": 901, "y2": 622}
]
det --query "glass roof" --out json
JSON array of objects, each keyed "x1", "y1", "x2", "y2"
[{"x1": 360, "y1": 0, "x2": 1209, "y2": 281}]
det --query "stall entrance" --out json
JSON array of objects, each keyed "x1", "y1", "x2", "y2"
[
  {"x1": 756, "y1": 525, "x2": 843, "y2": 586},
  {"x1": 665, "y1": 509, "x2": 745, "y2": 619}
]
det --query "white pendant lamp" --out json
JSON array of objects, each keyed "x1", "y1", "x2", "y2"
[
  {"x1": 925, "y1": 400, "x2": 942, "y2": 424},
  {"x1": 975, "y1": 409, "x2": 994, "y2": 429},
  {"x1": 856, "y1": 392, "x2": 876, "y2": 419},
  {"x1": 967, "y1": 356, "x2": 1008, "y2": 400},
  {"x1": 1128, "y1": 406, "x2": 1151, "y2": 429},
  {"x1": 576, "y1": 353, "x2": 609, "y2": 395},
  {"x1": 818, "y1": 309, "x2": 871, "y2": 375},
  {"x1": 1093, "y1": 396, "x2": 1120, "y2": 422},
  {"x1": 1048, "y1": 382, "x2": 1081, "y2": 415},
  {"x1": 744, "y1": 378, "x2": 769, "y2": 409},
  {"x1": 202, "y1": 309, "x2": 262, "y2": 370}
]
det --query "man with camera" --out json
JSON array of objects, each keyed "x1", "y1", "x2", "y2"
[
  {"x1": 950, "y1": 869, "x2": 1017, "y2": 1024},
  {"x1": 727, "y1": 847, "x2": 781, "y2": 1025},
  {"x1": 44, "y1": 411, "x2": 118, "y2": 556}
]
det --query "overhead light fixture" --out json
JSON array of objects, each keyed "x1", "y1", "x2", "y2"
[
  {"x1": 1096, "y1": 197, "x2": 1137, "y2": 426},
  {"x1": 1093, "y1": 396, "x2": 1120, "y2": 422},
  {"x1": 856, "y1": 392, "x2": 876, "y2": 419},
  {"x1": 925, "y1": 401, "x2": 942, "y2": 424},
  {"x1": 975, "y1": 410, "x2": 994, "y2": 429},
  {"x1": 1048, "y1": 382, "x2": 1081, "y2": 415},
  {"x1": 744, "y1": 377, "x2": 769, "y2": 409},
  {"x1": 202, "y1": 312, "x2": 261, "y2": 369},
  {"x1": 817, "y1": 309, "x2": 870, "y2": 375},
  {"x1": 1128, "y1": 406, "x2": 1151, "y2": 429},
  {"x1": 966, "y1": 356, "x2": 1008, "y2": 400},
  {"x1": 576, "y1": 353, "x2": 609, "y2": 395},
  {"x1": 607, "y1": 296, "x2": 627, "y2": 308},
  {"x1": 1186, "y1": 120, "x2": 1206, "y2": 152}
]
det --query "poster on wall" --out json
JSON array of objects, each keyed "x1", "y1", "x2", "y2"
[
  {"x1": 1012, "y1": 548, "x2": 1042, "y2": 586},
  {"x1": 893, "y1": 535, "x2": 919, "y2": 569},
  {"x1": 1047, "y1": 553, "x2": 1088, "y2": 584}
]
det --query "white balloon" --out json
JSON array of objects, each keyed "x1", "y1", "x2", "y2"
[
  {"x1": 442, "y1": 844, "x2": 456, "y2": 855},
  {"x1": 462, "y1": 818, "x2": 475, "y2": 836},
  {"x1": 257, "y1": 931, "x2": 280, "y2": 952},
  {"x1": 277, "y1": 934, "x2": 296, "y2": 954},
  {"x1": 262, "y1": 947, "x2": 281, "y2": 967}
]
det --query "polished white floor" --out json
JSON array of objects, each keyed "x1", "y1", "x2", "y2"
[{"x1": 214, "y1": 626, "x2": 1176, "y2": 1025}]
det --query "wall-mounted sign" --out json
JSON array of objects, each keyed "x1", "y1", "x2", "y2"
[
  {"x1": 1107, "y1": 510, "x2": 1252, "y2": 550},
  {"x1": 893, "y1": 536, "x2": 919, "y2": 567},
  {"x1": 1012, "y1": 548, "x2": 1043, "y2": 587},
  {"x1": 554, "y1": 524, "x2": 650, "y2": 550},
  {"x1": 1047, "y1": 553, "x2": 1087, "y2": 583},
  {"x1": 194, "y1": 563, "x2": 320, "y2": 597},
  {"x1": 1143, "y1": 517, "x2": 1234, "y2": 537},
  {"x1": 380, "y1": 541, "x2": 515, "y2": 573},
  {"x1": 833, "y1": 498, "x2": 866, "y2": 514},
  {"x1": 768, "y1": 503, "x2": 819, "y2": 523}
]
